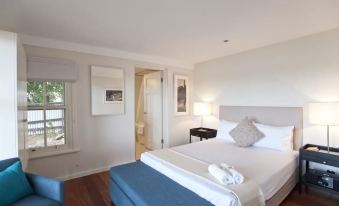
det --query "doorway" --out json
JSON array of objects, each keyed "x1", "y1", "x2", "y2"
[{"x1": 135, "y1": 67, "x2": 164, "y2": 160}]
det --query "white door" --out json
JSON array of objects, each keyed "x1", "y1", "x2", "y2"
[{"x1": 143, "y1": 71, "x2": 163, "y2": 150}]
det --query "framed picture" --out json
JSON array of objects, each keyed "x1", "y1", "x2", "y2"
[
  {"x1": 174, "y1": 74, "x2": 189, "y2": 115},
  {"x1": 91, "y1": 65, "x2": 125, "y2": 115},
  {"x1": 104, "y1": 89, "x2": 124, "y2": 104}
]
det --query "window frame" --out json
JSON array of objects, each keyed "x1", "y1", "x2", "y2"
[{"x1": 27, "y1": 81, "x2": 74, "y2": 157}]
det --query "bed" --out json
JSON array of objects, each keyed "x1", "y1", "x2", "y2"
[{"x1": 110, "y1": 106, "x2": 303, "y2": 206}]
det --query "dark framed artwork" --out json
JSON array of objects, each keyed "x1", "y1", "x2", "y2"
[
  {"x1": 104, "y1": 89, "x2": 124, "y2": 104},
  {"x1": 174, "y1": 74, "x2": 189, "y2": 115}
]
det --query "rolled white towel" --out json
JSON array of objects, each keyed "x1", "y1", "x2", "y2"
[
  {"x1": 220, "y1": 163, "x2": 245, "y2": 184},
  {"x1": 220, "y1": 163, "x2": 233, "y2": 169},
  {"x1": 208, "y1": 164, "x2": 234, "y2": 185}
]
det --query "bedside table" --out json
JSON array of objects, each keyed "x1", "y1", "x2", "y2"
[
  {"x1": 299, "y1": 144, "x2": 339, "y2": 196},
  {"x1": 190, "y1": 127, "x2": 217, "y2": 143}
]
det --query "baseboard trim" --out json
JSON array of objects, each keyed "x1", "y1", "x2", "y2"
[{"x1": 57, "y1": 160, "x2": 132, "y2": 181}]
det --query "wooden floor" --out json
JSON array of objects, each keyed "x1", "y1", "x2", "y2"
[
  {"x1": 65, "y1": 172, "x2": 114, "y2": 206},
  {"x1": 65, "y1": 172, "x2": 339, "y2": 206}
]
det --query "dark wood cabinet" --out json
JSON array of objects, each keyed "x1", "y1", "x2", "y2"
[
  {"x1": 299, "y1": 144, "x2": 339, "y2": 196},
  {"x1": 189, "y1": 127, "x2": 217, "y2": 143}
]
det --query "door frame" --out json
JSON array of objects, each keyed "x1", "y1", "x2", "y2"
[{"x1": 134, "y1": 65, "x2": 169, "y2": 159}]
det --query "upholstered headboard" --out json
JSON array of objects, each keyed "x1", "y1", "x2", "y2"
[{"x1": 219, "y1": 106, "x2": 303, "y2": 150}]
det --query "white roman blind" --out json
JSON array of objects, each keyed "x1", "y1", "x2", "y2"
[{"x1": 27, "y1": 56, "x2": 77, "y2": 82}]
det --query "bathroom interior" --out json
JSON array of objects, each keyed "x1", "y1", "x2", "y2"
[{"x1": 135, "y1": 68, "x2": 163, "y2": 160}]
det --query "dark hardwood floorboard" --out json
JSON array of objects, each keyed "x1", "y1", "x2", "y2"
[
  {"x1": 65, "y1": 172, "x2": 114, "y2": 206},
  {"x1": 281, "y1": 187, "x2": 339, "y2": 206},
  {"x1": 65, "y1": 172, "x2": 339, "y2": 206}
]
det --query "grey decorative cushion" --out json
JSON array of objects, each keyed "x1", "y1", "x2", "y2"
[{"x1": 229, "y1": 117, "x2": 264, "y2": 147}]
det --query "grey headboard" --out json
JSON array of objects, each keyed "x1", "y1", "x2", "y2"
[{"x1": 219, "y1": 106, "x2": 303, "y2": 150}]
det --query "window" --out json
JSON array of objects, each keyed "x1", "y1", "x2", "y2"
[{"x1": 27, "y1": 81, "x2": 72, "y2": 153}]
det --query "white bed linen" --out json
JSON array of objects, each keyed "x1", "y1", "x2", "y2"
[
  {"x1": 171, "y1": 138, "x2": 299, "y2": 200},
  {"x1": 141, "y1": 148, "x2": 264, "y2": 206}
]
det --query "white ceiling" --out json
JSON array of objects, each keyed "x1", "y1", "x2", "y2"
[{"x1": 0, "y1": 0, "x2": 338, "y2": 68}]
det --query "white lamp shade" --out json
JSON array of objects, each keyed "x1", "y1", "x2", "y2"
[
  {"x1": 193, "y1": 102, "x2": 211, "y2": 116},
  {"x1": 309, "y1": 102, "x2": 339, "y2": 125}
]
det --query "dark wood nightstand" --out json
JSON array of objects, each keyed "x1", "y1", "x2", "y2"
[
  {"x1": 190, "y1": 127, "x2": 217, "y2": 143},
  {"x1": 299, "y1": 144, "x2": 339, "y2": 196}
]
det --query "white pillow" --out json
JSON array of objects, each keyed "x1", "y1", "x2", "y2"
[
  {"x1": 253, "y1": 123, "x2": 294, "y2": 152},
  {"x1": 216, "y1": 120, "x2": 237, "y2": 143}
]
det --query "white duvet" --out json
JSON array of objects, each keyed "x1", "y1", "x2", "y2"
[{"x1": 141, "y1": 139, "x2": 298, "y2": 206}]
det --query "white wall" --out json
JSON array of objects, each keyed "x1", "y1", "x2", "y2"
[
  {"x1": 24, "y1": 45, "x2": 193, "y2": 179},
  {"x1": 194, "y1": 28, "x2": 339, "y2": 148},
  {"x1": 17, "y1": 39, "x2": 28, "y2": 168},
  {"x1": 0, "y1": 30, "x2": 18, "y2": 160},
  {"x1": 166, "y1": 69, "x2": 195, "y2": 146}
]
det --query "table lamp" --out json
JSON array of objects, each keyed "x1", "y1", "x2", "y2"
[
  {"x1": 309, "y1": 102, "x2": 339, "y2": 153},
  {"x1": 193, "y1": 102, "x2": 211, "y2": 128}
]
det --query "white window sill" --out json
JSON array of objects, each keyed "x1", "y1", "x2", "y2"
[{"x1": 29, "y1": 148, "x2": 80, "y2": 160}]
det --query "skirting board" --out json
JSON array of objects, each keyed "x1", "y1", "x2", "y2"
[{"x1": 57, "y1": 160, "x2": 132, "y2": 181}]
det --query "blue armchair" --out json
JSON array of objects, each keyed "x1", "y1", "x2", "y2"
[{"x1": 0, "y1": 158, "x2": 64, "y2": 206}]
